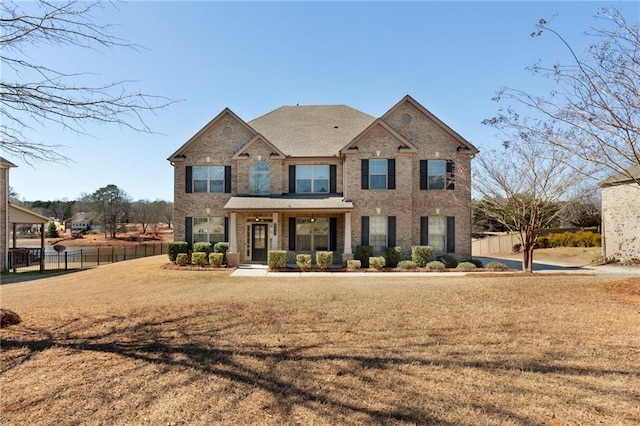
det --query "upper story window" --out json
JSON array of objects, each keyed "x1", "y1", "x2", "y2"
[
  {"x1": 296, "y1": 165, "x2": 329, "y2": 193},
  {"x1": 420, "y1": 160, "x2": 454, "y2": 190},
  {"x1": 193, "y1": 166, "x2": 224, "y2": 193},
  {"x1": 186, "y1": 165, "x2": 231, "y2": 193},
  {"x1": 249, "y1": 162, "x2": 270, "y2": 194},
  {"x1": 361, "y1": 159, "x2": 396, "y2": 190}
]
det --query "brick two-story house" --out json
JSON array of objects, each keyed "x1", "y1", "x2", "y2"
[{"x1": 168, "y1": 95, "x2": 478, "y2": 266}]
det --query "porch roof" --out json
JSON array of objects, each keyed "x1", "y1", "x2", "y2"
[{"x1": 223, "y1": 195, "x2": 354, "y2": 212}]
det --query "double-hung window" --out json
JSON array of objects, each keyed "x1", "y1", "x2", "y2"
[
  {"x1": 193, "y1": 217, "x2": 225, "y2": 243},
  {"x1": 369, "y1": 216, "x2": 388, "y2": 252},
  {"x1": 420, "y1": 216, "x2": 455, "y2": 253},
  {"x1": 361, "y1": 159, "x2": 396, "y2": 190},
  {"x1": 369, "y1": 160, "x2": 387, "y2": 189},
  {"x1": 296, "y1": 165, "x2": 329, "y2": 193},
  {"x1": 420, "y1": 160, "x2": 454, "y2": 190},
  {"x1": 295, "y1": 218, "x2": 329, "y2": 251},
  {"x1": 193, "y1": 166, "x2": 224, "y2": 193}
]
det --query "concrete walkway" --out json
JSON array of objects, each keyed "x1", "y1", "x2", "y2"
[{"x1": 229, "y1": 259, "x2": 640, "y2": 277}]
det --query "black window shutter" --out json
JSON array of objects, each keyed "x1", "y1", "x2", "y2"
[
  {"x1": 387, "y1": 159, "x2": 396, "y2": 189},
  {"x1": 289, "y1": 217, "x2": 296, "y2": 250},
  {"x1": 447, "y1": 216, "x2": 456, "y2": 253},
  {"x1": 388, "y1": 216, "x2": 396, "y2": 247},
  {"x1": 330, "y1": 217, "x2": 337, "y2": 252},
  {"x1": 329, "y1": 165, "x2": 337, "y2": 193},
  {"x1": 224, "y1": 217, "x2": 229, "y2": 242},
  {"x1": 420, "y1": 216, "x2": 429, "y2": 245},
  {"x1": 446, "y1": 161, "x2": 455, "y2": 190},
  {"x1": 361, "y1": 216, "x2": 369, "y2": 246},
  {"x1": 185, "y1": 166, "x2": 193, "y2": 193},
  {"x1": 420, "y1": 160, "x2": 427, "y2": 190},
  {"x1": 361, "y1": 159, "x2": 369, "y2": 190},
  {"x1": 185, "y1": 217, "x2": 193, "y2": 248},
  {"x1": 289, "y1": 165, "x2": 296, "y2": 193},
  {"x1": 224, "y1": 166, "x2": 232, "y2": 193}
]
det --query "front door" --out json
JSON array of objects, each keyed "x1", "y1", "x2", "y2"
[{"x1": 251, "y1": 224, "x2": 268, "y2": 262}]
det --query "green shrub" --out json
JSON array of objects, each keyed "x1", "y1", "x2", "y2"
[
  {"x1": 193, "y1": 242, "x2": 213, "y2": 255},
  {"x1": 411, "y1": 246, "x2": 433, "y2": 267},
  {"x1": 168, "y1": 241, "x2": 189, "y2": 262},
  {"x1": 191, "y1": 252, "x2": 208, "y2": 267},
  {"x1": 346, "y1": 260, "x2": 361, "y2": 270},
  {"x1": 397, "y1": 260, "x2": 417, "y2": 270},
  {"x1": 176, "y1": 253, "x2": 188, "y2": 266},
  {"x1": 316, "y1": 251, "x2": 333, "y2": 269},
  {"x1": 457, "y1": 262, "x2": 477, "y2": 271},
  {"x1": 486, "y1": 261, "x2": 508, "y2": 270},
  {"x1": 296, "y1": 254, "x2": 312, "y2": 271},
  {"x1": 268, "y1": 250, "x2": 288, "y2": 270},
  {"x1": 209, "y1": 252, "x2": 224, "y2": 267},
  {"x1": 369, "y1": 256, "x2": 386, "y2": 269},
  {"x1": 385, "y1": 246, "x2": 403, "y2": 268},
  {"x1": 436, "y1": 254, "x2": 458, "y2": 268},
  {"x1": 354, "y1": 245, "x2": 373, "y2": 268},
  {"x1": 460, "y1": 258, "x2": 483, "y2": 268},
  {"x1": 426, "y1": 260, "x2": 445, "y2": 271},
  {"x1": 214, "y1": 242, "x2": 230, "y2": 263}
]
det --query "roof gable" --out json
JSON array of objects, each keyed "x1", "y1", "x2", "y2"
[
  {"x1": 9, "y1": 203, "x2": 50, "y2": 224},
  {"x1": 232, "y1": 134, "x2": 286, "y2": 160},
  {"x1": 382, "y1": 95, "x2": 478, "y2": 154},
  {"x1": 167, "y1": 108, "x2": 257, "y2": 161},
  {"x1": 600, "y1": 164, "x2": 640, "y2": 187},
  {"x1": 340, "y1": 119, "x2": 418, "y2": 154}
]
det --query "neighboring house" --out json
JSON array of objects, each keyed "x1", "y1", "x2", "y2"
[
  {"x1": 600, "y1": 164, "x2": 640, "y2": 263},
  {"x1": 64, "y1": 212, "x2": 95, "y2": 233},
  {"x1": 1, "y1": 157, "x2": 16, "y2": 271},
  {"x1": 1, "y1": 157, "x2": 49, "y2": 272},
  {"x1": 168, "y1": 95, "x2": 478, "y2": 266}
]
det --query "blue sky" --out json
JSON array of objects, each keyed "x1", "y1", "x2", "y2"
[{"x1": 5, "y1": 1, "x2": 639, "y2": 202}]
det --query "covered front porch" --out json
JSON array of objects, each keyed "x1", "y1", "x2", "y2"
[
  {"x1": 7, "y1": 204, "x2": 50, "y2": 272},
  {"x1": 223, "y1": 195, "x2": 354, "y2": 266}
]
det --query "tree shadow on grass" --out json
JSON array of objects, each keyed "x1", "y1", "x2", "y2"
[{"x1": 1, "y1": 308, "x2": 638, "y2": 424}]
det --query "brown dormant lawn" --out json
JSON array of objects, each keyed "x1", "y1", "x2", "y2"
[{"x1": 1, "y1": 256, "x2": 638, "y2": 425}]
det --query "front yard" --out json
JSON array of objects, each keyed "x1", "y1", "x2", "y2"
[{"x1": 1, "y1": 256, "x2": 638, "y2": 425}]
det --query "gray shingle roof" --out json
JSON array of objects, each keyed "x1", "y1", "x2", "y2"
[
  {"x1": 248, "y1": 105, "x2": 375, "y2": 157},
  {"x1": 223, "y1": 195, "x2": 353, "y2": 211},
  {"x1": 600, "y1": 164, "x2": 640, "y2": 187}
]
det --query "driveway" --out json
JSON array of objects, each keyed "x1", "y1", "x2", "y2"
[{"x1": 477, "y1": 256, "x2": 640, "y2": 276}]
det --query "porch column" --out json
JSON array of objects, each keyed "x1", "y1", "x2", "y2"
[
  {"x1": 272, "y1": 212, "x2": 279, "y2": 251},
  {"x1": 343, "y1": 212, "x2": 352, "y2": 258},
  {"x1": 227, "y1": 212, "x2": 239, "y2": 267},
  {"x1": 229, "y1": 212, "x2": 238, "y2": 252}
]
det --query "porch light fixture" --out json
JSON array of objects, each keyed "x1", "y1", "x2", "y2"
[{"x1": 310, "y1": 218, "x2": 315, "y2": 223}]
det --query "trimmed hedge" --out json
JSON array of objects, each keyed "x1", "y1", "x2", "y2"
[
  {"x1": 296, "y1": 254, "x2": 312, "y2": 271},
  {"x1": 369, "y1": 256, "x2": 386, "y2": 270},
  {"x1": 397, "y1": 260, "x2": 417, "y2": 270},
  {"x1": 316, "y1": 251, "x2": 333, "y2": 269},
  {"x1": 193, "y1": 242, "x2": 213, "y2": 255},
  {"x1": 191, "y1": 252, "x2": 208, "y2": 267},
  {"x1": 214, "y1": 242, "x2": 230, "y2": 263},
  {"x1": 457, "y1": 262, "x2": 477, "y2": 271},
  {"x1": 486, "y1": 261, "x2": 509, "y2": 270},
  {"x1": 168, "y1": 241, "x2": 189, "y2": 262},
  {"x1": 209, "y1": 252, "x2": 224, "y2": 267},
  {"x1": 176, "y1": 253, "x2": 188, "y2": 266},
  {"x1": 460, "y1": 258, "x2": 484, "y2": 268},
  {"x1": 346, "y1": 260, "x2": 361, "y2": 270},
  {"x1": 436, "y1": 254, "x2": 458, "y2": 268},
  {"x1": 426, "y1": 260, "x2": 445, "y2": 271},
  {"x1": 411, "y1": 246, "x2": 433, "y2": 267},
  {"x1": 268, "y1": 250, "x2": 288, "y2": 270},
  {"x1": 385, "y1": 246, "x2": 403, "y2": 268},
  {"x1": 354, "y1": 245, "x2": 373, "y2": 268}
]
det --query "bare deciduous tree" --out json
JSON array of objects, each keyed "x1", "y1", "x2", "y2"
[
  {"x1": 0, "y1": 0, "x2": 174, "y2": 163},
  {"x1": 486, "y1": 7, "x2": 639, "y2": 186},
  {"x1": 474, "y1": 121, "x2": 591, "y2": 272}
]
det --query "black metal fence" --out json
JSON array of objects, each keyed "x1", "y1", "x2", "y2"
[{"x1": 9, "y1": 243, "x2": 168, "y2": 273}]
